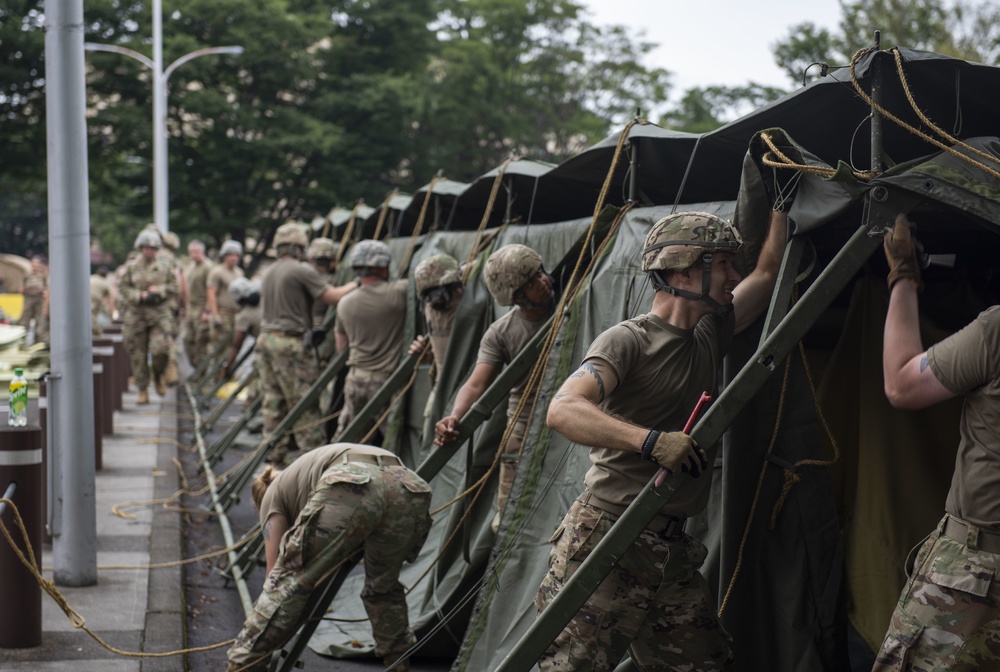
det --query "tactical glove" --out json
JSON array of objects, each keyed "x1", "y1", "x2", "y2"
[
  {"x1": 641, "y1": 430, "x2": 707, "y2": 478},
  {"x1": 884, "y1": 214, "x2": 923, "y2": 291}
]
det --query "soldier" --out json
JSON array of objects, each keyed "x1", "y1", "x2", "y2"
[
  {"x1": 872, "y1": 214, "x2": 1000, "y2": 670},
  {"x1": 221, "y1": 277, "x2": 262, "y2": 381},
  {"x1": 408, "y1": 253, "x2": 464, "y2": 443},
  {"x1": 333, "y1": 240, "x2": 408, "y2": 442},
  {"x1": 158, "y1": 230, "x2": 184, "y2": 386},
  {"x1": 536, "y1": 210, "x2": 788, "y2": 671},
  {"x1": 206, "y1": 240, "x2": 245, "y2": 357},
  {"x1": 306, "y1": 237, "x2": 339, "y2": 327},
  {"x1": 182, "y1": 240, "x2": 214, "y2": 369},
  {"x1": 434, "y1": 244, "x2": 555, "y2": 532},
  {"x1": 225, "y1": 442, "x2": 432, "y2": 672},
  {"x1": 18, "y1": 255, "x2": 49, "y2": 344},
  {"x1": 89, "y1": 266, "x2": 116, "y2": 337},
  {"x1": 118, "y1": 229, "x2": 179, "y2": 404},
  {"x1": 258, "y1": 223, "x2": 357, "y2": 463}
]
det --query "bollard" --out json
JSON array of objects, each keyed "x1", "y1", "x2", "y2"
[
  {"x1": 97, "y1": 336, "x2": 126, "y2": 412},
  {"x1": 92, "y1": 363, "x2": 104, "y2": 471},
  {"x1": 92, "y1": 346, "x2": 116, "y2": 436},
  {"x1": 0, "y1": 426, "x2": 43, "y2": 648}
]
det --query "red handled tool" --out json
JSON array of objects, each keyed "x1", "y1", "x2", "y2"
[{"x1": 655, "y1": 391, "x2": 712, "y2": 487}]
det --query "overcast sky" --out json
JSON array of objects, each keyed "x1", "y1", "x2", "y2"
[{"x1": 579, "y1": 0, "x2": 845, "y2": 95}]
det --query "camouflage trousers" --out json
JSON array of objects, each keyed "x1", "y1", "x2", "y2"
[
  {"x1": 182, "y1": 308, "x2": 210, "y2": 369},
  {"x1": 336, "y1": 368, "x2": 390, "y2": 439},
  {"x1": 873, "y1": 514, "x2": 1000, "y2": 671},
  {"x1": 257, "y1": 332, "x2": 326, "y2": 458},
  {"x1": 19, "y1": 295, "x2": 48, "y2": 343},
  {"x1": 227, "y1": 461, "x2": 433, "y2": 671},
  {"x1": 534, "y1": 499, "x2": 733, "y2": 672},
  {"x1": 493, "y1": 419, "x2": 526, "y2": 533},
  {"x1": 123, "y1": 307, "x2": 172, "y2": 390},
  {"x1": 208, "y1": 310, "x2": 237, "y2": 360}
]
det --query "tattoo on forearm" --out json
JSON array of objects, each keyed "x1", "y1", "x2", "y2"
[
  {"x1": 920, "y1": 356, "x2": 929, "y2": 373},
  {"x1": 581, "y1": 362, "x2": 607, "y2": 403},
  {"x1": 263, "y1": 520, "x2": 271, "y2": 542}
]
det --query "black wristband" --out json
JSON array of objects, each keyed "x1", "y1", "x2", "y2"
[{"x1": 640, "y1": 430, "x2": 661, "y2": 461}]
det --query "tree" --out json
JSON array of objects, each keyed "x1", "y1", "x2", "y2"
[
  {"x1": 661, "y1": 83, "x2": 787, "y2": 134},
  {"x1": 773, "y1": 0, "x2": 1000, "y2": 87}
]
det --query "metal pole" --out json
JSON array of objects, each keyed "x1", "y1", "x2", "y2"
[
  {"x1": 152, "y1": 0, "x2": 167, "y2": 233},
  {"x1": 870, "y1": 31, "x2": 884, "y2": 172},
  {"x1": 44, "y1": 0, "x2": 98, "y2": 587}
]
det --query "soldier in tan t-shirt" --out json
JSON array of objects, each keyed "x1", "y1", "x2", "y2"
[
  {"x1": 538, "y1": 209, "x2": 788, "y2": 671},
  {"x1": 206, "y1": 240, "x2": 245, "y2": 356},
  {"x1": 874, "y1": 213, "x2": 1000, "y2": 670},
  {"x1": 183, "y1": 240, "x2": 214, "y2": 369},
  {"x1": 334, "y1": 240, "x2": 407, "y2": 442},
  {"x1": 225, "y1": 443, "x2": 432, "y2": 672},
  {"x1": 434, "y1": 244, "x2": 555, "y2": 532}
]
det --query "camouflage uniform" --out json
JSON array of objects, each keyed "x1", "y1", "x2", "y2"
[
  {"x1": 226, "y1": 444, "x2": 432, "y2": 672},
  {"x1": 118, "y1": 250, "x2": 179, "y2": 392},
  {"x1": 257, "y1": 331, "x2": 327, "y2": 454},
  {"x1": 19, "y1": 268, "x2": 48, "y2": 343},
  {"x1": 89, "y1": 273, "x2": 113, "y2": 337},
  {"x1": 183, "y1": 256, "x2": 214, "y2": 368}
]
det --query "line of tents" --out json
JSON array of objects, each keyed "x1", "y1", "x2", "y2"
[{"x1": 217, "y1": 47, "x2": 1000, "y2": 671}]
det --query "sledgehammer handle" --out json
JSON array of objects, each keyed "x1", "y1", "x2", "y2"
[{"x1": 654, "y1": 391, "x2": 711, "y2": 487}]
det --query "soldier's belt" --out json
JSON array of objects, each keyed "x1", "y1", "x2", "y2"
[
  {"x1": 943, "y1": 515, "x2": 1000, "y2": 554},
  {"x1": 342, "y1": 453, "x2": 402, "y2": 468},
  {"x1": 578, "y1": 490, "x2": 686, "y2": 539}
]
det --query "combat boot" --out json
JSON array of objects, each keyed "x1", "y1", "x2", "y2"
[
  {"x1": 164, "y1": 358, "x2": 179, "y2": 386},
  {"x1": 154, "y1": 371, "x2": 167, "y2": 396},
  {"x1": 384, "y1": 652, "x2": 410, "y2": 671},
  {"x1": 137, "y1": 388, "x2": 150, "y2": 405}
]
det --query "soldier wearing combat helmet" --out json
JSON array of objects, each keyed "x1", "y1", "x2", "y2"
[
  {"x1": 306, "y1": 237, "x2": 339, "y2": 327},
  {"x1": 408, "y1": 253, "x2": 466, "y2": 443},
  {"x1": 119, "y1": 228, "x2": 180, "y2": 404},
  {"x1": 206, "y1": 239, "x2": 246, "y2": 355},
  {"x1": 537, "y1": 207, "x2": 790, "y2": 671},
  {"x1": 333, "y1": 240, "x2": 408, "y2": 442},
  {"x1": 258, "y1": 223, "x2": 357, "y2": 463},
  {"x1": 435, "y1": 243, "x2": 556, "y2": 532}
]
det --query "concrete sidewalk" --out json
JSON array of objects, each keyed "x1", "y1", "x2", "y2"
[{"x1": 2, "y1": 388, "x2": 186, "y2": 672}]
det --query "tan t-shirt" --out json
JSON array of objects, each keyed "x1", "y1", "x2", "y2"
[
  {"x1": 208, "y1": 264, "x2": 244, "y2": 316},
  {"x1": 928, "y1": 305, "x2": 1000, "y2": 530},
  {"x1": 335, "y1": 279, "x2": 408, "y2": 375},
  {"x1": 312, "y1": 270, "x2": 336, "y2": 326},
  {"x1": 185, "y1": 259, "x2": 214, "y2": 310},
  {"x1": 582, "y1": 310, "x2": 734, "y2": 518},
  {"x1": 259, "y1": 443, "x2": 398, "y2": 527},
  {"x1": 261, "y1": 258, "x2": 332, "y2": 334},
  {"x1": 477, "y1": 307, "x2": 550, "y2": 421},
  {"x1": 234, "y1": 304, "x2": 262, "y2": 338},
  {"x1": 425, "y1": 301, "x2": 458, "y2": 369}
]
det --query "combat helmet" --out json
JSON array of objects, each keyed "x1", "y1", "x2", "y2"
[
  {"x1": 134, "y1": 229, "x2": 162, "y2": 249},
  {"x1": 219, "y1": 240, "x2": 244, "y2": 259},
  {"x1": 642, "y1": 211, "x2": 742, "y2": 310},
  {"x1": 483, "y1": 244, "x2": 543, "y2": 306},
  {"x1": 306, "y1": 237, "x2": 338, "y2": 262},
  {"x1": 348, "y1": 240, "x2": 391, "y2": 270},
  {"x1": 273, "y1": 222, "x2": 308, "y2": 253},
  {"x1": 227, "y1": 277, "x2": 261, "y2": 306},
  {"x1": 415, "y1": 254, "x2": 462, "y2": 296},
  {"x1": 161, "y1": 231, "x2": 180, "y2": 251}
]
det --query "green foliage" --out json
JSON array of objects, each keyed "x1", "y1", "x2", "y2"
[
  {"x1": 773, "y1": 0, "x2": 1000, "y2": 86},
  {"x1": 660, "y1": 83, "x2": 787, "y2": 133}
]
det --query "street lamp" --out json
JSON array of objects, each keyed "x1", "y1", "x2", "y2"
[{"x1": 84, "y1": 38, "x2": 242, "y2": 234}]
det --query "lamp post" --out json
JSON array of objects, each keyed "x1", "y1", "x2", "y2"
[{"x1": 84, "y1": 34, "x2": 242, "y2": 234}]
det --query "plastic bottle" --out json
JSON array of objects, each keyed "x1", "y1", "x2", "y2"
[{"x1": 8, "y1": 367, "x2": 28, "y2": 427}]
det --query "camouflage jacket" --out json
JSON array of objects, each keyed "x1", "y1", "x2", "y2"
[{"x1": 119, "y1": 255, "x2": 179, "y2": 308}]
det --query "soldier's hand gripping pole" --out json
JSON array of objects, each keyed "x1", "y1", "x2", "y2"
[{"x1": 654, "y1": 392, "x2": 711, "y2": 487}]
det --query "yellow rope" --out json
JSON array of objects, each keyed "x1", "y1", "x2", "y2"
[
  {"x1": 373, "y1": 190, "x2": 396, "y2": 242},
  {"x1": 0, "y1": 497, "x2": 234, "y2": 658},
  {"x1": 463, "y1": 158, "x2": 513, "y2": 284}
]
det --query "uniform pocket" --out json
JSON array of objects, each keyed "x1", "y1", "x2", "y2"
[
  {"x1": 318, "y1": 464, "x2": 372, "y2": 487},
  {"x1": 874, "y1": 606, "x2": 924, "y2": 671},
  {"x1": 927, "y1": 554, "x2": 995, "y2": 597},
  {"x1": 548, "y1": 504, "x2": 605, "y2": 583}
]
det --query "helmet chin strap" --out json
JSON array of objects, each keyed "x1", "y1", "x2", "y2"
[{"x1": 650, "y1": 253, "x2": 730, "y2": 312}]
